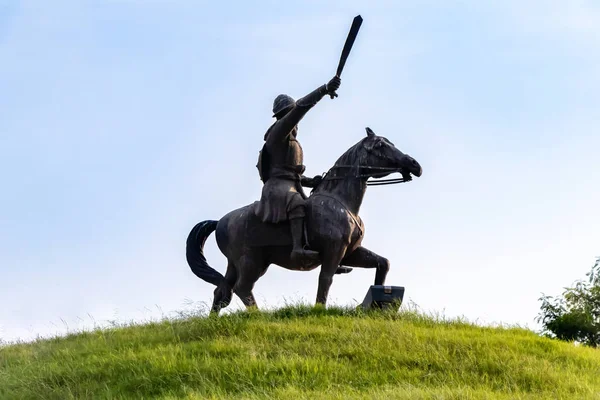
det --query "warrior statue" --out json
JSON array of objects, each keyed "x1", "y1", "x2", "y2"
[
  {"x1": 187, "y1": 15, "x2": 425, "y2": 314},
  {"x1": 255, "y1": 76, "x2": 342, "y2": 264}
]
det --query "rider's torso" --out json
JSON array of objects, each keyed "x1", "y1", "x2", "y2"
[{"x1": 266, "y1": 127, "x2": 305, "y2": 178}]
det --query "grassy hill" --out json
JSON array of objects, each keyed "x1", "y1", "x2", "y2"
[{"x1": 1, "y1": 305, "x2": 599, "y2": 399}]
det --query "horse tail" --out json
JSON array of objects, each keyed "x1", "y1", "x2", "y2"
[{"x1": 186, "y1": 220, "x2": 224, "y2": 286}]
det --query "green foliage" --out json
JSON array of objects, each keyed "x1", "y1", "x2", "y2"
[
  {"x1": 538, "y1": 257, "x2": 600, "y2": 347},
  {"x1": 1, "y1": 305, "x2": 599, "y2": 399}
]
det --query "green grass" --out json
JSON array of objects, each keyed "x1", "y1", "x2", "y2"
[{"x1": 1, "y1": 305, "x2": 599, "y2": 399}]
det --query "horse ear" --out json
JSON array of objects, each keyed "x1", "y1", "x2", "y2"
[{"x1": 365, "y1": 127, "x2": 375, "y2": 137}]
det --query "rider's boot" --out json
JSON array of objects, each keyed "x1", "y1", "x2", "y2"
[{"x1": 290, "y1": 217, "x2": 320, "y2": 264}]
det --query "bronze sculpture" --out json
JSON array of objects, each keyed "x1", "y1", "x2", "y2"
[
  {"x1": 185, "y1": 15, "x2": 422, "y2": 314},
  {"x1": 187, "y1": 127, "x2": 422, "y2": 314}
]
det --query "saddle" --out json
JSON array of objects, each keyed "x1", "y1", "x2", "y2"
[{"x1": 246, "y1": 202, "x2": 293, "y2": 247}]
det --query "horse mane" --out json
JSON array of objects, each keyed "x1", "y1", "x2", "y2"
[
  {"x1": 313, "y1": 137, "x2": 369, "y2": 194},
  {"x1": 333, "y1": 137, "x2": 368, "y2": 166}
]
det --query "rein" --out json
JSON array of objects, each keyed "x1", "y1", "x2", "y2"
[{"x1": 320, "y1": 165, "x2": 412, "y2": 186}]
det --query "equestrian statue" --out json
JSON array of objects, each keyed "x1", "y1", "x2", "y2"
[{"x1": 185, "y1": 15, "x2": 422, "y2": 313}]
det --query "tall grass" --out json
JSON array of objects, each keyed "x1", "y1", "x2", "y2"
[{"x1": 1, "y1": 305, "x2": 599, "y2": 399}]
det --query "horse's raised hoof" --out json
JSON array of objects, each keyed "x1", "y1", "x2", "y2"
[{"x1": 335, "y1": 266, "x2": 353, "y2": 274}]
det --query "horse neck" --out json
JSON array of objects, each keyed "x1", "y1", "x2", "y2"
[
  {"x1": 314, "y1": 141, "x2": 371, "y2": 215},
  {"x1": 316, "y1": 171, "x2": 368, "y2": 215}
]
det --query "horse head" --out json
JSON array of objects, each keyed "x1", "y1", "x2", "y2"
[
  {"x1": 314, "y1": 127, "x2": 422, "y2": 210},
  {"x1": 356, "y1": 127, "x2": 422, "y2": 182}
]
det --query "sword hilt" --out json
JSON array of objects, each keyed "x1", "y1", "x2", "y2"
[{"x1": 328, "y1": 74, "x2": 340, "y2": 99}]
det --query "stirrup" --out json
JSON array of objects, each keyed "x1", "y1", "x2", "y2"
[{"x1": 292, "y1": 248, "x2": 319, "y2": 262}]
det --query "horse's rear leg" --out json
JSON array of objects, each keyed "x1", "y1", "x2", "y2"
[
  {"x1": 233, "y1": 257, "x2": 266, "y2": 309},
  {"x1": 236, "y1": 286, "x2": 257, "y2": 309},
  {"x1": 340, "y1": 246, "x2": 390, "y2": 286},
  {"x1": 211, "y1": 260, "x2": 237, "y2": 314}
]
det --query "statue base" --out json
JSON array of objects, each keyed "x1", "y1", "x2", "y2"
[{"x1": 360, "y1": 285, "x2": 405, "y2": 311}]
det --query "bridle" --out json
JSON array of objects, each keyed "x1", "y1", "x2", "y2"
[
  {"x1": 310, "y1": 164, "x2": 410, "y2": 235},
  {"x1": 320, "y1": 164, "x2": 412, "y2": 187}
]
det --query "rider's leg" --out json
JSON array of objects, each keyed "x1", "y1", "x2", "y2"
[
  {"x1": 288, "y1": 201, "x2": 319, "y2": 263},
  {"x1": 290, "y1": 217, "x2": 319, "y2": 262}
]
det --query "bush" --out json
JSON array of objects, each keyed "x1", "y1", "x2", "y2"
[{"x1": 537, "y1": 257, "x2": 600, "y2": 347}]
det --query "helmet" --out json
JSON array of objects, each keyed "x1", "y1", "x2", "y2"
[{"x1": 272, "y1": 94, "x2": 295, "y2": 117}]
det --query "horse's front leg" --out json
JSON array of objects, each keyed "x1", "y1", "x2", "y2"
[
  {"x1": 316, "y1": 245, "x2": 347, "y2": 305},
  {"x1": 340, "y1": 246, "x2": 390, "y2": 286}
]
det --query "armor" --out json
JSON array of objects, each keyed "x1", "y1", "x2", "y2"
[
  {"x1": 255, "y1": 85, "x2": 329, "y2": 224},
  {"x1": 256, "y1": 144, "x2": 270, "y2": 184}
]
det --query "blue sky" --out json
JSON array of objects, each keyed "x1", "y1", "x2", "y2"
[{"x1": 1, "y1": 1, "x2": 599, "y2": 342}]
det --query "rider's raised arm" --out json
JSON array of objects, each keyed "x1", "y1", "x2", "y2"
[
  {"x1": 267, "y1": 76, "x2": 340, "y2": 144},
  {"x1": 267, "y1": 85, "x2": 329, "y2": 143}
]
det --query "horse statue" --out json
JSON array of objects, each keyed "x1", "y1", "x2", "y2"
[{"x1": 186, "y1": 127, "x2": 422, "y2": 314}]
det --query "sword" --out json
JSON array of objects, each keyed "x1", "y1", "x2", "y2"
[{"x1": 329, "y1": 15, "x2": 363, "y2": 99}]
